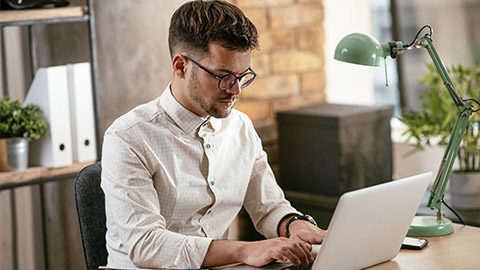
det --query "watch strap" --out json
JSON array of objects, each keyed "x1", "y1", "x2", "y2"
[{"x1": 285, "y1": 214, "x2": 317, "y2": 237}]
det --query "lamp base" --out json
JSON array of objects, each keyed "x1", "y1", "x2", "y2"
[{"x1": 407, "y1": 216, "x2": 454, "y2": 237}]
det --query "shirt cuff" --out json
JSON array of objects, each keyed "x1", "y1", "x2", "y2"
[
  {"x1": 177, "y1": 236, "x2": 214, "y2": 268},
  {"x1": 262, "y1": 208, "x2": 302, "y2": 238}
]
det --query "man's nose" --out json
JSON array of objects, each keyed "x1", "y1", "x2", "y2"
[{"x1": 226, "y1": 80, "x2": 242, "y2": 96}]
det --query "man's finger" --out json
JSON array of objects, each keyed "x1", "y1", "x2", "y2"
[{"x1": 298, "y1": 242, "x2": 315, "y2": 264}]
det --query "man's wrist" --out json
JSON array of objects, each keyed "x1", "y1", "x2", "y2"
[
  {"x1": 285, "y1": 214, "x2": 317, "y2": 237},
  {"x1": 278, "y1": 214, "x2": 297, "y2": 237}
]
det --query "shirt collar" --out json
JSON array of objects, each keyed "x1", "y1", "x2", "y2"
[
  {"x1": 203, "y1": 116, "x2": 222, "y2": 131},
  {"x1": 161, "y1": 83, "x2": 222, "y2": 134}
]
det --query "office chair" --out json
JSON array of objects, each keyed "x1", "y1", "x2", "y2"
[{"x1": 74, "y1": 161, "x2": 108, "y2": 270}]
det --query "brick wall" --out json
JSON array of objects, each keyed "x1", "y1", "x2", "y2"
[{"x1": 228, "y1": 0, "x2": 326, "y2": 177}]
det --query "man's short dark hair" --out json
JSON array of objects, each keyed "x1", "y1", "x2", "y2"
[{"x1": 168, "y1": 0, "x2": 259, "y2": 58}]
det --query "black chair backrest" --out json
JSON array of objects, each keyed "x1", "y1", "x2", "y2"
[{"x1": 74, "y1": 162, "x2": 108, "y2": 270}]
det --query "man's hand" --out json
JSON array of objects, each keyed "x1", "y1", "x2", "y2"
[
  {"x1": 288, "y1": 220, "x2": 326, "y2": 244},
  {"x1": 202, "y1": 237, "x2": 314, "y2": 268},
  {"x1": 202, "y1": 218, "x2": 326, "y2": 268},
  {"x1": 241, "y1": 237, "x2": 315, "y2": 267}
]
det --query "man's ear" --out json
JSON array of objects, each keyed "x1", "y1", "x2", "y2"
[{"x1": 172, "y1": 54, "x2": 187, "y2": 79}]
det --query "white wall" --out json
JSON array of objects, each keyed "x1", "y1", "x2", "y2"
[{"x1": 324, "y1": 0, "x2": 375, "y2": 105}]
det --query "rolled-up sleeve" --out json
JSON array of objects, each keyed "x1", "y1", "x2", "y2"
[{"x1": 101, "y1": 129, "x2": 213, "y2": 269}]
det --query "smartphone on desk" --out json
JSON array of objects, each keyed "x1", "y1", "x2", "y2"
[{"x1": 401, "y1": 236, "x2": 428, "y2": 250}]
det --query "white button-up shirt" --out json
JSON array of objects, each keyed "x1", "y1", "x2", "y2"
[{"x1": 101, "y1": 84, "x2": 299, "y2": 269}]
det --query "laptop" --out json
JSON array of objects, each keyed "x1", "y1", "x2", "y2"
[{"x1": 226, "y1": 172, "x2": 432, "y2": 270}]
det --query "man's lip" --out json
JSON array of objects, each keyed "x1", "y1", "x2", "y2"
[
  {"x1": 219, "y1": 99, "x2": 236, "y2": 108},
  {"x1": 219, "y1": 97, "x2": 237, "y2": 103},
  {"x1": 221, "y1": 100, "x2": 235, "y2": 106}
]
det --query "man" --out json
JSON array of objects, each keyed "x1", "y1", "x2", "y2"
[{"x1": 101, "y1": 0, "x2": 325, "y2": 268}]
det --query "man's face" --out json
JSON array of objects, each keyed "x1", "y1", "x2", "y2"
[{"x1": 185, "y1": 43, "x2": 251, "y2": 118}]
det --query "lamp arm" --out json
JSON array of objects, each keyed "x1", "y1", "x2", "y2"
[
  {"x1": 427, "y1": 110, "x2": 472, "y2": 212},
  {"x1": 420, "y1": 36, "x2": 465, "y2": 109},
  {"x1": 417, "y1": 35, "x2": 475, "y2": 214}
]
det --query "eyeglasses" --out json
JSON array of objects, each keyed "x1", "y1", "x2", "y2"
[{"x1": 184, "y1": 55, "x2": 256, "y2": 91}]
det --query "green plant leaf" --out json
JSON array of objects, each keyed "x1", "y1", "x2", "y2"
[{"x1": 0, "y1": 95, "x2": 48, "y2": 139}]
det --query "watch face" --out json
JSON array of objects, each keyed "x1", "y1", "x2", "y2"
[{"x1": 304, "y1": 215, "x2": 318, "y2": 226}]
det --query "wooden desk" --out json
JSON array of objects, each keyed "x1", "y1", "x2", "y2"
[{"x1": 368, "y1": 224, "x2": 480, "y2": 269}]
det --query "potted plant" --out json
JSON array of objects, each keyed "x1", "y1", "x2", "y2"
[
  {"x1": 0, "y1": 95, "x2": 48, "y2": 171},
  {"x1": 399, "y1": 64, "x2": 480, "y2": 209}
]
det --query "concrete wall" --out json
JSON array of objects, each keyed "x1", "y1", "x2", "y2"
[{"x1": 95, "y1": 0, "x2": 188, "y2": 137}]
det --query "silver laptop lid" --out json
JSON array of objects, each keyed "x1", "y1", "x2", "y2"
[{"x1": 312, "y1": 172, "x2": 432, "y2": 270}]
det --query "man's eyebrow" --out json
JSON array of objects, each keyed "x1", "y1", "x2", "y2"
[{"x1": 215, "y1": 67, "x2": 251, "y2": 75}]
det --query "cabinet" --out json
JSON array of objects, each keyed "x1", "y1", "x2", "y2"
[
  {"x1": 0, "y1": 2, "x2": 99, "y2": 269},
  {"x1": 277, "y1": 103, "x2": 393, "y2": 195},
  {"x1": 0, "y1": 0, "x2": 100, "y2": 189}
]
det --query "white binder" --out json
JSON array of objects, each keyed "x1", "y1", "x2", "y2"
[
  {"x1": 66, "y1": 62, "x2": 97, "y2": 163},
  {"x1": 24, "y1": 65, "x2": 73, "y2": 168}
]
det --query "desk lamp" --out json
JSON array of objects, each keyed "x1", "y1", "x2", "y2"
[{"x1": 334, "y1": 25, "x2": 479, "y2": 236}]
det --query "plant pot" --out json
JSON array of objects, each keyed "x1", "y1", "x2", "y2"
[
  {"x1": 449, "y1": 171, "x2": 480, "y2": 210},
  {"x1": 0, "y1": 138, "x2": 29, "y2": 172}
]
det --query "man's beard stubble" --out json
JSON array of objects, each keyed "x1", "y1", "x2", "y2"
[{"x1": 188, "y1": 68, "x2": 235, "y2": 119}]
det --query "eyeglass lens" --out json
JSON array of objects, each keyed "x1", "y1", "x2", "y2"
[{"x1": 219, "y1": 72, "x2": 255, "y2": 90}]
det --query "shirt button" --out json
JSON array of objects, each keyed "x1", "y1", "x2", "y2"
[
  {"x1": 205, "y1": 144, "x2": 211, "y2": 149},
  {"x1": 210, "y1": 181, "x2": 215, "y2": 186}
]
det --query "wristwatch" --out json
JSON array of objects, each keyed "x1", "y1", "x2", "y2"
[{"x1": 285, "y1": 214, "x2": 317, "y2": 237}]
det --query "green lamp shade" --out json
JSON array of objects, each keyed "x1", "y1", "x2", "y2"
[{"x1": 334, "y1": 33, "x2": 385, "y2": 67}]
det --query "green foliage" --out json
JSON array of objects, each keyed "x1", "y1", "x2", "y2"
[
  {"x1": 0, "y1": 95, "x2": 48, "y2": 140},
  {"x1": 398, "y1": 64, "x2": 480, "y2": 172}
]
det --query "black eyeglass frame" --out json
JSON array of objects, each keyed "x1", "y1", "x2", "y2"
[{"x1": 184, "y1": 55, "x2": 256, "y2": 91}]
